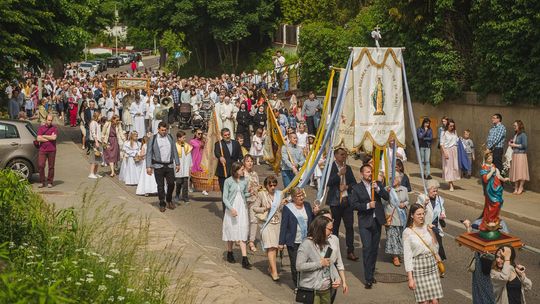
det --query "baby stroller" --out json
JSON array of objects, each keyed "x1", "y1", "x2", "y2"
[
  {"x1": 179, "y1": 103, "x2": 192, "y2": 129},
  {"x1": 191, "y1": 106, "x2": 204, "y2": 132},
  {"x1": 197, "y1": 99, "x2": 214, "y2": 131}
]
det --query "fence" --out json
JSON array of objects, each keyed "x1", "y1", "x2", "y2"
[{"x1": 240, "y1": 62, "x2": 301, "y2": 92}]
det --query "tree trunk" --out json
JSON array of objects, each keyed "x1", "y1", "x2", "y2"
[
  {"x1": 159, "y1": 46, "x2": 167, "y2": 69},
  {"x1": 234, "y1": 40, "x2": 240, "y2": 73},
  {"x1": 52, "y1": 58, "x2": 65, "y2": 78},
  {"x1": 216, "y1": 40, "x2": 223, "y2": 66},
  {"x1": 203, "y1": 42, "x2": 208, "y2": 71}
]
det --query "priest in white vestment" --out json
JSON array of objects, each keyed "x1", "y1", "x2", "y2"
[
  {"x1": 130, "y1": 97, "x2": 146, "y2": 139},
  {"x1": 219, "y1": 96, "x2": 236, "y2": 138}
]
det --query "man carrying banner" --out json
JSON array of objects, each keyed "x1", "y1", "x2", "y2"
[
  {"x1": 214, "y1": 128, "x2": 243, "y2": 212},
  {"x1": 349, "y1": 164, "x2": 389, "y2": 289},
  {"x1": 280, "y1": 133, "x2": 305, "y2": 188}
]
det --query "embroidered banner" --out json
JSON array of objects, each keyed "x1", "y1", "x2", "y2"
[
  {"x1": 352, "y1": 47, "x2": 405, "y2": 148},
  {"x1": 333, "y1": 68, "x2": 355, "y2": 151}
]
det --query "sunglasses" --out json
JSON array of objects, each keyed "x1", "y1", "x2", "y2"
[
  {"x1": 268, "y1": 183, "x2": 277, "y2": 187},
  {"x1": 196, "y1": 133, "x2": 202, "y2": 135}
]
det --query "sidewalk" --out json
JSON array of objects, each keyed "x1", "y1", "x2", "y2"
[
  {"x1": 34, "y1": 126, "x2": 276, "y2": 303},
  {"x1": 348, "y1": 158, "x2": 540, "y2": 226}
]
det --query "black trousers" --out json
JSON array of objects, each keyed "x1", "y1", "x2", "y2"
[
  {"x1": 492, "y1": 147, "x2": 504, "y2": 172},
  {"x1": 306, "y1": 115, "x2": 316, "y2": 136},
  {"x1": 175, "y1": 177, "x2": 189, "y2": 201},
  {"x1": 154, "y1": 166, "x2": 175, "y2": 207},
  {"x1": 359, "y1": 220, "x2": 382, "y2": 283},
  {"x1": 330, "y1": 200, "x2": 355, "y2": 254},
  {"x1": 287, "y1": 243, "x2": 301, "y2": 287},
  {"x1": 218, "y1": 176, "x2": 226, "y2": 213}
]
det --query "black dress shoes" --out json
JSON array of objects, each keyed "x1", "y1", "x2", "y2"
[
  {"x1": 364, "y1": 282, "x2": 373, "y2": 289},
  {"x1": 226, "y1": 251, "x2": 236, "y2": 263},
  {"x1": 371, "y1": 278, "x2": 377, "y2": 284}
]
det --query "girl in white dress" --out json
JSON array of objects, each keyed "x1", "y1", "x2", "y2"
[
  {"x1": 119, "y1": 131, "x2": 142, "y2": 185},
  {"x1": 222, "y1": 162, "x2": 252, "y2": 269},
  {"x1": 249, "y1": 127, "x2": 265, "y2": 165},
  {"x1": 136, "y1": 136, "x2": 158, "y2": 196}
]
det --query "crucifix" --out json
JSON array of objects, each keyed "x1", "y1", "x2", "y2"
[{"x1": 371, "y1": 26, "x2": 382, "y2": 49}]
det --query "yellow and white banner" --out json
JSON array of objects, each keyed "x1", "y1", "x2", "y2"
[{"x1": 352, "y1": 47, "x2": 404, "y2": 148}]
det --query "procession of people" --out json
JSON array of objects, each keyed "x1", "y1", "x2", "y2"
[{"x1": 11, "y1": 59, "x2": 533, "y2": 304}]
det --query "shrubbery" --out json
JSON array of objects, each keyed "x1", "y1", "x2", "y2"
[{"x1": 0, "y1": 169, "x2": 193, "y2": 303}]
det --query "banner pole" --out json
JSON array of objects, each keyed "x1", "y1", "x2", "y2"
[{"x1": 401, "y1": 54, "x2": 426, "y2": 194}]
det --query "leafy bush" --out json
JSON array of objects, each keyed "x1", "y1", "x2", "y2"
[
  {"x1": 245, "y1": 47, "x2": 299, "y2": 75},
  {"x1": 0, "y1": 169, "x2": 194, "y2": 303}
]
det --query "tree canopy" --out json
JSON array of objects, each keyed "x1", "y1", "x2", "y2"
[{"x1": 0, "y1": 0, "x2": 115, "y2": 82}]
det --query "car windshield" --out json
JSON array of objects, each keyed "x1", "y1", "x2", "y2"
[
  {"x1": 80, "y1": 63, "x2": 92, "y2": 67},
  {"x1": 25, "y1": 122, "x2": 37, "y2": 137}
]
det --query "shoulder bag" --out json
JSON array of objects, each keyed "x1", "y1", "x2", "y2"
[{"x1": 411, "y1": 228, "x2": 445, "y2": 275}]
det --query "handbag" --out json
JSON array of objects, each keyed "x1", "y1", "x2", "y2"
[
  {"x1": 94, "y1": 149, "x2": 102, "y2": 157},
  {"x1": 411, "y1": 228, "x2": 445, "y2": 275},
  {"x1": 255, "y1": 211, "x2": 268, "y2": 222},
  {"x1": 385, "y1": 207, "x2": 397, "y2": 227},
  {"x1": 295, "y1": 287, "x2": 315, "y2": 304}
]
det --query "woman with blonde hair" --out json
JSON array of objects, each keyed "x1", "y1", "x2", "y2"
[{"x1": 508, "y1": 120, "x2": 529, "y2": 195}]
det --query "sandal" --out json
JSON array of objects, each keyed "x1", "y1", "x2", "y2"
[{"x1": 249, "y1": 242, "x2": 257, "y2": 252}]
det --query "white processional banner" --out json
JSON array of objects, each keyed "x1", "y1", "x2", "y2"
[
  {"x1": 352, "y1": 47, "x2": 405, "y2": 148},
  {"x1": 334, "y1": 68, "x2": 355, "y2": 151}
]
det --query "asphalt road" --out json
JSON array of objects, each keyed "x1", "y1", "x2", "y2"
[
  {"x1": 97, "y1": 56, "x2": 160, "y2": 75},
  {"x1": 101, "y1": 128, "x2": 540, "y2": 304}
]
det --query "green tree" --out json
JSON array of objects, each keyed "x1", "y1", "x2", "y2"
[
  {"x1": 0, "y1": 0, "x2": 115, "y2": 81},
  {"x1": 470, "y1": 0, "x2": 540, "y2": 104}
]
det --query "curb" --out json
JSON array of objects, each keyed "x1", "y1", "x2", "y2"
[{"x1": 349, "y1": 163, "x2": 540, "y2": 227}]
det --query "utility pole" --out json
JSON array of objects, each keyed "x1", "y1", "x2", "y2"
[{"x1": 114, "y1": 4, "x2": 119, "y2": 56}]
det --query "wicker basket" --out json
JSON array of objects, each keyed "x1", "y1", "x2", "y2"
[{"x1": 190, "y1": 171, "x2": 220, "y2": 192}]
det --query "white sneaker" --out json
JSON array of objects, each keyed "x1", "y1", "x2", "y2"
[
  {"x1": 188, "y1": 188, "x2": 194, "y2": 193},
  {"x1": 96, "y1": 174, "x2": 103, "y2": 178},
  {"x1": 88, "y1": 174, "x2": 98, "y2": 179},
  {"x1": 202, "y1": 190, "x2": 209, "y2": 196}
]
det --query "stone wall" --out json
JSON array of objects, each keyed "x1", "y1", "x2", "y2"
[{"x1": 404, "y1": 92, "x2": 538, "y2": 191}]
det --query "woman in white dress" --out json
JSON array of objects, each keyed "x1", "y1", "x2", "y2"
[
  {"x1": 119, "y1": 131, "x2": 142, "y2": 185},
  {"x1": 136, "y1": 136, "x2": 158, "y2": 196},
  {"x1": 222, "y1": 162, "x2": 252, "y2": 269}
]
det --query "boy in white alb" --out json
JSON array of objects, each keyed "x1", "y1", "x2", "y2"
[{"x1": 174, "y1": 130, "x2": 192, "y2": 205}]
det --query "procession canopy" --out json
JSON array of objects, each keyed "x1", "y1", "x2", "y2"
[
  {"x1": 348, "y1": 47, "x2": 405, "y2": 150},
  {"x1": 114, "y1": 77, "x2": 151, "y2": 96}
]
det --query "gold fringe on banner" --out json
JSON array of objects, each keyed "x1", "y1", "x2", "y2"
[{"x1": 352, "y1": 48, "x2": 402, "y2": 69}]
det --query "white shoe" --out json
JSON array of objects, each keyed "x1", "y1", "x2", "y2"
[
  {"x1": 88, "y1": 174, "x2": 98, "y2": 179},
  {"x1": 188, "y1": 188, "x2": 194, "y2": 193},
  {"x1": 96, "y1": 174, "x2": 103, "y2": 178},
  {"x1": 202, "y1": 190, "x2": 209, "y2": 196}
]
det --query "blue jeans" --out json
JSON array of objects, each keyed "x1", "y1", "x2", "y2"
[
  {"x1": 419, "y1": 147, "x2": 431, "y2": 176},
  {"x1": 281, "y1": 170, "x2": 295, "y2": 188}
]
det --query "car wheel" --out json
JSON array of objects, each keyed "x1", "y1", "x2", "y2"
[{"x1": 7, "y1": 159, "x2": 33, "y2": 180}]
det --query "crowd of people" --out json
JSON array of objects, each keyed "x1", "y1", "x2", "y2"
[{"x1": 4, "y1": 58, "x2": 533, "y2": 304}]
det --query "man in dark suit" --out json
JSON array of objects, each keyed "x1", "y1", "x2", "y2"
[
  {"x1": 83, "y1": 98, "x2": 97, "y2": 151},
  {"x1": 349, "y1": 164, "x2": 389, "y2": 289},
  {"x1": 214, "y1": 127, "x2": 243, "y2": 212},
  {"x1": 326, "y1": 147, "x2": 358, "y2": 261}
]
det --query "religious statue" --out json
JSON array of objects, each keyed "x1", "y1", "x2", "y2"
[
  {"x1": 479, "y1": 150, "x2": 510, "y2": 239},
  {"x1": 372, "y1": 77, "x2": 385, "y2": 115}
]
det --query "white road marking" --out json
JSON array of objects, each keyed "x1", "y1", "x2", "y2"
[{"x1": 454, "y1": 288, "x2": 473, "y2": 300}]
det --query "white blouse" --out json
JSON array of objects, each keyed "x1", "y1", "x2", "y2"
[
  {"x1": 440, "y1": 130, "x2": 458, "y2": 149},
  {"x1": 403, "y1": 226, "x2": 439, "y2": 272}
]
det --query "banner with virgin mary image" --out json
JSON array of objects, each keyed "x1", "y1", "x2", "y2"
[{"x1": 351, "y1": 47, "x2": 405, "y2": 148}]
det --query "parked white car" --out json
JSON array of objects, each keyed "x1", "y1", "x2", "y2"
[
  {"x1": 119, "y1": 54, "x2": 130, "y2": 64},
  {"x1": 78, "y1": 62, "x2": 94, "y2": 72}
]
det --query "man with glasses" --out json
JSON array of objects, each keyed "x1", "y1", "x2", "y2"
[
  {"x1": 327, "y1": 147, "x2": 358, "y2": 261},
  {"x1": 214, "y1": 128, "x2": 243, "y2": 212}
]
